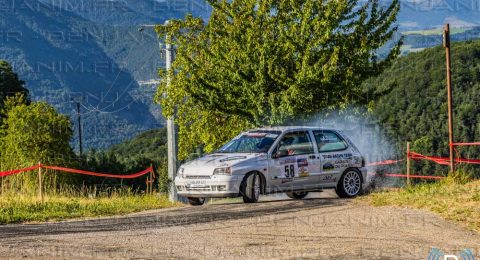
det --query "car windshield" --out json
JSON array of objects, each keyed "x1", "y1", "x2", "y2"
[{"x1": 217, "y1": 131, "x2": 281, "y2": 153}]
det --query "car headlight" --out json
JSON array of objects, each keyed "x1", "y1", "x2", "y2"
[
  {"x1": 213, "y1": 167, "x2": 232, "y2": 176},
  {"x1": 178, "y1": 167, "x2": 185, "y2": 178}
]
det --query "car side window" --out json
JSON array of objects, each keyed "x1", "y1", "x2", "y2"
[
  {"x1": 276, "y1": 131, "x2": 314, "y2": 157},
  {"x1": 313, "y1": 130, "x2": 348, "y2": 152}
]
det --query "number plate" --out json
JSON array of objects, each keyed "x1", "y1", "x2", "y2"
[{"x1": 188, "y1": 180, "x2": 207, "y2": 186}]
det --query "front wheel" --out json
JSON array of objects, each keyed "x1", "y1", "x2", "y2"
[
  {"x1": 286, "y1": 191, "x2": 308, "y2": 199},
  {"x1": 187, "y1": 197, "x2": 205, "y2": 206},
  {"x1": 240, "y1": 172, "x2": 261, "y2": 203},
  {"x1": 335, "y1": 169, "x2": 363, "y2": 198}
]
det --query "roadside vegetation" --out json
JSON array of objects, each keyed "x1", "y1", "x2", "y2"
[
  {"x1": 0, "y1": 61, "x2": 176, "y2": 223},
  {"x1": 362, "y1": 174, "x2": 480, "y2": 233},
  {"x1": 2, "y1": 0, "x2": 480, "y2": 226},
  {"x1": 0, "y1": 192, "x2": 179, "y2": 224},
  {"x1": 364, "y1": 40, "x2": 480, "y2": 178}
]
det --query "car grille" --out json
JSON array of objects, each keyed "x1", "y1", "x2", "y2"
[
  {"x1": 185, "y1": 175, "x2": 211, "y2": 179},
  {"x1": 186, "y1": 186, "x2": 211, "y2": 191},
  {"x1": 179, "y1": 185, "x2": 227, "y2": 192}
]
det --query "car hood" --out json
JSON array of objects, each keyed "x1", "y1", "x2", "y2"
[{"x1": 181, "y1": 153, "x2": 265, "y2": 176}]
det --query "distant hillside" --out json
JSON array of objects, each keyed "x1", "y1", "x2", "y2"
[
  {"x1": 396, "y1": 0, "x2": 480, "y2": 30},
  {"x1": 400, "y1": 26, "x2": 480, "y2": 54},
  {"x1": 107, "y1": 128, "x2": 167, "y2": 165},
  {"x1": 39, "y1": 0, "x2": 211, "y2": 25},
  {"x1": 2, "y1": 0, "x2": 479, "y2": 151},
  {"x1": 365, "y1": 39, "x2": 480, "y2": 174},
  {"x1": 0, "y1": 0, "x2": 210, "y2": 150}
]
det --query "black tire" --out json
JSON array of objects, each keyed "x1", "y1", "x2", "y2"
[
  {"x1": 240, "y1": 172, "x2": 261, "y2": 203},
  {"x1": 286, "y1": 191, "x2": 308, "y2": 199},
  {"x1": 335, "y1": 169, "x2": 363, "y2": 198},
  {"x1": 187, "y1": 197, "x2": 205, "y2": 206}
]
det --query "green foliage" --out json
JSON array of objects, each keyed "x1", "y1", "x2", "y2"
[
  {"x1": 108, "y1": 128, "x2": 168, "y2": 164},
  {"x1": 155, "y1": 0, "x2": 402, "y2": 159},
  {"x1": 0, "y1": 193, "x2": 179, "y2": 224},
  {"x1": 0, "y1": 97, "x2": 74, "y2": 165},
  {"x1": 0, "y1": 61, "x2": 29, "y2": 112},
  {"x1": 79, "y1": 129, "x2": 170, "y2": 193},
  {"x1": 443, "y1": 169, "x2": 474, "y2": 185},
  {"x1": 0, "y1": 95, "x2": 75, "y2": 193},
  {"x1": 365, "y1": 40, "x2": 480, "y2": 177}
]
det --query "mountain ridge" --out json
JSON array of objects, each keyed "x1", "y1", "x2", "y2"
[{"x1": 1, "y1": 0, "x2": 479, "y2": 150}]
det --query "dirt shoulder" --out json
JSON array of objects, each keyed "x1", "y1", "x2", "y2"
[
  {"x1": 0, "y1": 191, "x2": 478, "y2": 259},
  {"x1": 362, "y1": 179, "x2": 480, "y2": 233}
]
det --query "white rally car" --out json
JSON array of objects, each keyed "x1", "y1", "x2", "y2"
[{"x1": 175, "y1": 126, "x2": 367, "y2": 205}]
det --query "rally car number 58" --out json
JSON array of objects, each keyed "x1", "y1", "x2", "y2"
[{"x1": 174, "y1": 126, "x2": 367, "y2": 206}]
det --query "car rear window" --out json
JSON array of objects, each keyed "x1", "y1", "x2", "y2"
[{"x1": 313, "y1": 130, "x2": 348, "y2": 152}]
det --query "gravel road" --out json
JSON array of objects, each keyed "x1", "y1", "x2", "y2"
[{"x1": 0, "y1": 191, "x2": 478, "y2": 259}]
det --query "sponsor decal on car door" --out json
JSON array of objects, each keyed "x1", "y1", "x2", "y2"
[
  {"x1": 268, "y1": 131, "x2": 318, "y2": 190},
  {"x1": 313, "y1": 130, "x2": 351, "y2": 184}
]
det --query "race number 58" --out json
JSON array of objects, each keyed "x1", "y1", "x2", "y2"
[{"x1": 284, "y1": 164, "x2": 295, "y2": 178}]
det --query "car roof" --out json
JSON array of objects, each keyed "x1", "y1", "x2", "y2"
[{"x1": 249, "y1": 126, "x2": 338, "y2": 132}]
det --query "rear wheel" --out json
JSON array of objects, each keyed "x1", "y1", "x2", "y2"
[
  {"x1": 286, "y1": 191, "x2": 308, "y2": 199},
  {"x1": 240, "y1": 172, "x2": 261, "y2": 203},
  {"x1": 187, "y1": 197, "x2": 205, "y2": 206},
  {"x1": 335, "y1": 169, "x2": 363, "y2": 198}
]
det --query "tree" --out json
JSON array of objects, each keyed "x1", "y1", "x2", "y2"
[
  {"x1": 155, "y1": 0, "x2": 401, "y2": 159},
  {"x1": 0, "y1": 98, "x2": 74, "y2": 165},
  {"x1": 0, "y1": 96, "x2": 75, "y2": 192},
  {"x1": 0, "y1": 60, "x2": 29, "y2": 110},
  {"x1": 364, "y1": 40, "x2": 480, "y2": 177}
]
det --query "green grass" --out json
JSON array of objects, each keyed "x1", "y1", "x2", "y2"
[
  {"x1": 0, "y1": 193, "x2": 181, "y2": 224},
  {"x1": 361, "y1": 178, "x2": 480, "y2": 232}
]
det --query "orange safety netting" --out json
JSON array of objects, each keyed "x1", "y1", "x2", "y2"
[
  {"x1": 0, "y1": 164, "x2": 153, "y2": 179},
  {"x1": 452, "y1": 142, "x2": 480, "y2": 146},
  {"x1": 0, "y1": 165, "x2": 41, "y2": 177},
  {"x1": 366, "y1": 159, "x2": 404, "y2": 167},
  {"x1": 408, "y1": 151, "x2": 480, "y2": 165}
]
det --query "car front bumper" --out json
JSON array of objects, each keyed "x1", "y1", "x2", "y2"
[{"x1": 175, "y1": 175, "x2": 243, "y2": 198}]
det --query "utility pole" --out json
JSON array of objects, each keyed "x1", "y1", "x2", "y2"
[
  {"x1": 164, "y1": 21, "x2": 178, "y2": 202},
  {"x1": 72, "y1": 98, "x2": 83, "y2": 156},
  {"x1": 443, "y1": 24, "x2": 455, "y2": 174},
  {"x1": 76, "y1": 102, "x2": 83, "y2": 156},
  {"x1": 139, "y1": 21, "x2": 177, "y2": 202}
]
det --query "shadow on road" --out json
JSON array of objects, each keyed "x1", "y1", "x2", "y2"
[{"x1": 0, "y1": 197, "x2": 349, "y2": 239}]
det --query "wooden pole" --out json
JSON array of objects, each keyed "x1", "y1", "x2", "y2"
[
  {"x1": 443, "y1": 23, "x2": 455, "y2": 174},
  {"x1": 146, "y1": 177, "x2": 150, "y2": 195},
  {"x1": 149, "y1": 171, "x2": 152, "y2": 195},
  {"x1": 406, "y1": 142, "x2": 411, "y2": 187},
  {"x1": 150, "y1": 165, "x2": 155, "y2": 194},
  {"x1": 38, "y1": 162, "x2": 43, "y2": 203}
]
